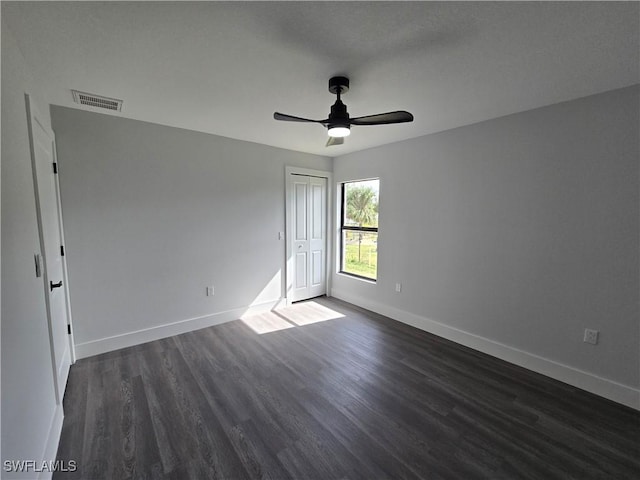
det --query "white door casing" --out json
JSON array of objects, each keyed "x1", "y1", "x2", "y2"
[
  {"x1": 26, "y1": 94, "x2": 72, "y2": 404},
  {"x1": 286, "y1": 167, "x2": 331, "y2": 303}
]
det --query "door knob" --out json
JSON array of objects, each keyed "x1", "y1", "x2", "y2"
[{"x1": 50, "y1": 280, "x2": 63, "y2": 291}]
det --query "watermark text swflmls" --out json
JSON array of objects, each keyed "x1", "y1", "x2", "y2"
[{"x1": 3, "y1": 460, "x2": 77, "y2": 473}]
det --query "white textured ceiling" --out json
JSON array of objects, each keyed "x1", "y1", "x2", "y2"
[{"x1": 3, "y1": 1, "x2": 638, "y2": 156}]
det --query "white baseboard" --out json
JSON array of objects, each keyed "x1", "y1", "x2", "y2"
[
  {"x1": 74, "y1": 299, "x2": 282, "y2": 359},
  {"x1": 331, "y1": 289, "x2": 639, "y2": 410},
  {"x1": 38, "y1": 404, "x2": 64, "y2": 480}
]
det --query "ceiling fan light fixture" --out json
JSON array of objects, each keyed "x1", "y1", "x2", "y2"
[{"x1": 328, "y1": 125, "x2": 350, "y2": 137}]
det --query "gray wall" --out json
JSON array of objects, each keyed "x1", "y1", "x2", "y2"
[
  {"x1": 51, "y1": 107, "x2": 331, "y2": 352},
  {"x1": 332, "y1": 86, "x2": 639, "y2": 393},
  {"x1": 1, "y1": 18, "x2": 61, "y2": 476}
]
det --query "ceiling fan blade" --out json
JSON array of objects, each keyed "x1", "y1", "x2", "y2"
[
  {"x1": 326, "y1": 136, "x2": 344, "y2": 147},
  {"x1": 350, "y1": 111, "x2": 414, "y2": 126},
  {"x1": 274, "y1": 112, "x2": 327, "y2": 123}
]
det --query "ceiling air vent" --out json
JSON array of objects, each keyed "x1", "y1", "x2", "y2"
[{"x1": 71, "y1": 90, "x2": 123, "y2": 111}]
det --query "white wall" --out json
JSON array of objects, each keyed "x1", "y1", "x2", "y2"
[
  {"x1": 332, "y1": 86, "x2": 639, "y2": 408},
  {"x1": 51, "y1": 107, "x2": 331, "y2": 357},
  {"x1": 1, "y1": 18, "x2": 62, "y2": 478}
]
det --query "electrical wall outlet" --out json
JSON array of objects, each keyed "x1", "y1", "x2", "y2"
[
  {"x1": 395, "y1": 282, "x2": 402, "y2": 292},
  {"x1": 583, "y1": 328, "x2": 599, "y2": 345},
  {"x1": 206, "y1": 286, "x2": 214, "y2": 297}
]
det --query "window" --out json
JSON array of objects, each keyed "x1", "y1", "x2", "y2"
[{"x1": 340, "y1": 179, "x2": 379, "y2": 281}]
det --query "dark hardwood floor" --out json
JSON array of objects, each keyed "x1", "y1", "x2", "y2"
[{"x1": 55, "y1": 297, "x2": 639, "y2": 479}]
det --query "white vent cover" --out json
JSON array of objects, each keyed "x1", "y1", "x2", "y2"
[{"x1": 71, "y1": 90, "x2": 123, "y2": 111}]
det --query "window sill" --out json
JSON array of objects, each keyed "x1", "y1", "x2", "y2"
[{"x1": 337, "y1": 271, "x2": 377, "y2": 284}]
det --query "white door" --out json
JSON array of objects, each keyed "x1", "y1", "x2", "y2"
[
  {"x1": 290, "y1": 174, "x2": 327, "y2": 302},
  {"x1": 26, "y1": 94, "x2": 71, "y2": 404}
]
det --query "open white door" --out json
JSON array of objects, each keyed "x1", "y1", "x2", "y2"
[
  {"x1": 289, "y1": 173, "x2": 327, "y2": 302},
  {"x1": 26, "y1": 94, "x2": 72, "y2": 404}
]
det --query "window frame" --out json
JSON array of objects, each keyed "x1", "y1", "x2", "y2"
[{"x1": 339, "y1": 180, "x2": 379, "y2": 282}]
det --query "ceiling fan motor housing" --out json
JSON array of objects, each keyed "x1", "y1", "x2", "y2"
[
  {"x1": 328, "y1": 77, "x2": 351, "y2": 132},
  {"x1": 329, "y1": 99, "x2": 349, "y2": 126}
]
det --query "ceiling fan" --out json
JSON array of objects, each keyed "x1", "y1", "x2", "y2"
[{"x1": 274, "y1": 76, "x2": 414, "y2": 147}]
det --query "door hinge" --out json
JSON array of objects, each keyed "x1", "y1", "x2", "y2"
[
  {"x1": 34, "y1": 253, "x2": 43, "y2": 278},
  {"x1": 53, "y1": 162, "x2": 58, "y2": 174},
  {"x1": 60, "y1": 245, "x2": 65, "y2": 256},
  {"x1": 67, "y1": 324, "x2": 71, "y2": 335}
]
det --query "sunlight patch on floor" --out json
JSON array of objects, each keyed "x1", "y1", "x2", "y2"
[
  {"x1": 241, "y1": 300, "x2": 345, "y2": 334},
  {"x1": 240, "y1": 312, "x2": 295, "y2": 334}
]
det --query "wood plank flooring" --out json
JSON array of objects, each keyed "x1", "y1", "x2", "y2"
[{"x1": 55, "y1": 297, "x2": 640, "y2": 479}]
